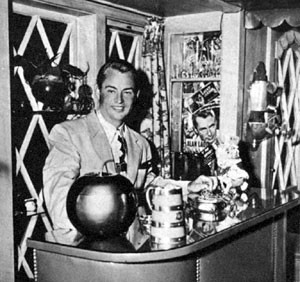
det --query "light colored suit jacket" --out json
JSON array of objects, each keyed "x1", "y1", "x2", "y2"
[{"x1": 43, "y1": 110, "x2": 156, "y2": 230}]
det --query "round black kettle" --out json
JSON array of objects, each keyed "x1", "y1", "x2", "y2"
[{"x1": 66, "y1": 173, "x2": 137, "y2": 238}]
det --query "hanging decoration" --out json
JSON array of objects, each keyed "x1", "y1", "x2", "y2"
[{"x1": 13, "y1": 54, "x2": 94, "y2": 113}]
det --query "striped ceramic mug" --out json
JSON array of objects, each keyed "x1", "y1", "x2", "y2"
[{"x1": 146, "y1": 184, "x2": 186, "y2": 250}]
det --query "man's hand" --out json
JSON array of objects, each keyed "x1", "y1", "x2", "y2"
[{"x1": 187, "y1": 175, "x2": 218, "y2": 193}]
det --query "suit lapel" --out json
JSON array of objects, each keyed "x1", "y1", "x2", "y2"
[
  {"x1": 125, "y1": 125, "x2": 141, "y2": 184},
  {"x1": 86, "y1": 111, "x2": 116, "y2": 174},
  {"x1": 85, "y1": 112, "x2": 142, "y2": 183}
]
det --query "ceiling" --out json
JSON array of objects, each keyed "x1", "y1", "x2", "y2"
[
  {"x1": 223, "y1": 0, "x2": 300, "y2": 12},
  {"x1": 94, "y1": 0, "x2": 300, "y2": 17}
]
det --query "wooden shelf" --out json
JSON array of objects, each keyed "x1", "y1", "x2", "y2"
[
  {"x1": 14, "y1": 210, "x2": 46, "y2": 218},
  {"x1": 12, "y1": 110, "x2": 90, "y2": 115},
  {"x1": 171, "y1": 77, "x2": 221, "y2": 83}
]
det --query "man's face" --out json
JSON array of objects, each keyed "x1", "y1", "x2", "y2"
[
  {"x1": 195, "y1": 115, "x2": 217, "y2": 145},
  {"x1": 99, "y1": 68, "x2": 137, "y2": 128}
]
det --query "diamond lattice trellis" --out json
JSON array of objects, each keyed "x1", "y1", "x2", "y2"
[
  {"x1": 108, "y1": 27, "x2": 141, "y2": 67},
  {"x1": 272, "y1": 30, "x2": 300, "y2": 191},
  {"x1": 13, "y1": 14, "x2": 75, "y2": 279}
]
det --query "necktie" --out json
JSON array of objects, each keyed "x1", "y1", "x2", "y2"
[
  {"x1": 116, "y1": 131, "x2": 127, "y2": 173},
  {"x1": 199, "y1": 145, "x2": 217, "y2": 176},
  {"x1": 118, "y1": 134, "x2": 126, "y2": 164}
]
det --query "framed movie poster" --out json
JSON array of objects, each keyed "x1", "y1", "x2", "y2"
[{"x1": 169, "y1": 31, "x2": 221, "y2": 153}]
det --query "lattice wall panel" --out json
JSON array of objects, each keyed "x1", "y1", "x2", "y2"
[
  {"x1": 108, "y1": 27, "x2": 141, "y2": 67},
  {"x1": 272, "y1": 30, "x2": 300, "y2": 191},
  {"x1": 12, "y1": 12, "x2": 75, "y2": 279}
]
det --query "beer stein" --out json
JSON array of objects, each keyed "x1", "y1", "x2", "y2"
[{"x1": 146, "y1": 184, "x2": 186, "y2": 250}]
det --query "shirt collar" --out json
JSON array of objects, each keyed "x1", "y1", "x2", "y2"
[{"x1": 96, "y1": 110, "x2": 125, "y2": 143}]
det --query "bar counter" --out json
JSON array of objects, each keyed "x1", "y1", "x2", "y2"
[{"x1": 28, "y1": 187, "x2": 300, "y2": 282}]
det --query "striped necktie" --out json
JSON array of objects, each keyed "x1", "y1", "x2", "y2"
[{"x1": 116, "y1": 131, "x2": 127, "y2": 172}]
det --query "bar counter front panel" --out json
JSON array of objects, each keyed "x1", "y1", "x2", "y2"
[{"x1": 28, "y1": 188, "x2": 300, "y2": 282}]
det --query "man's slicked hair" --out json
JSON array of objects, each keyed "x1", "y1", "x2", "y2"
[
  {"x1": 192, "y1": 109, "x2": 216, "y2": 129},
  {"x1": 96, "y1": 59, "x2": 139, "y2": 91}
]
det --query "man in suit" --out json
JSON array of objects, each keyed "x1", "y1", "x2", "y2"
[{"x1": 43, "y1": 59, "x2": 216, "y2": 244}]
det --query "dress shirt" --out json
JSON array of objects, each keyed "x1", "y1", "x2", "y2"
[{"x1": 96, "y1": 110, "x2": 127, "y2": 165}]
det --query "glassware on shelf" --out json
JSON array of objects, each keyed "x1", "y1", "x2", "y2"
[{"x1": 171, "y1": 31, "x2": 221, "y2": 79}]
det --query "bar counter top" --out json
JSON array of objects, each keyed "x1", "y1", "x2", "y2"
[{"x1": 28, "y1": 187, "x2": 300, "y2": 263}]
